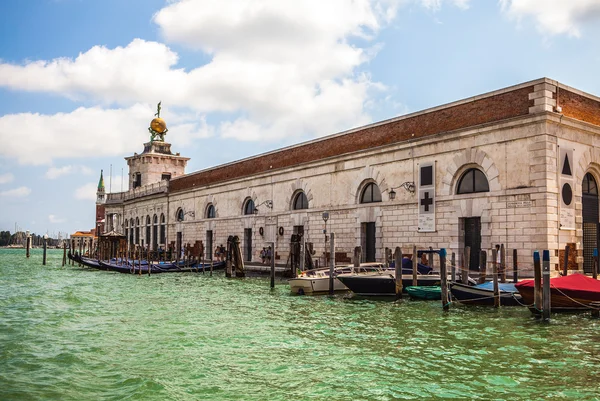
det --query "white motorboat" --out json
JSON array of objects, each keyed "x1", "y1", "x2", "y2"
[{"x1": 288, "y1": 263, "x2": 386, "y2": 295}]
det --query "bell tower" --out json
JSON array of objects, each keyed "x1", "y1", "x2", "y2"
[
  {"x1": 125, "y1": 102, "x2": 189, "y2": 189},
  {"x1": 95, "y1": 170, "x2": 106, "y2": 235}
]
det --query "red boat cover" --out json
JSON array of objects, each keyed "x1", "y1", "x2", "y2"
[{"x1": 515, "y1": 273, "x2": 600, "y2": 294}]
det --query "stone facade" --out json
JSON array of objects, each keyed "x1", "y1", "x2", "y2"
[{"x1": 104, "y1": 78, "x2": 600, "y2": 273}]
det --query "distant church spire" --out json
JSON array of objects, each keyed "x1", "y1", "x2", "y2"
[
  {"x1": 98, "y1": 169, "x2": 105, "y2": 191},
  {"x1": 96, "y1": 170, "x2": 106, "y2": 205}
]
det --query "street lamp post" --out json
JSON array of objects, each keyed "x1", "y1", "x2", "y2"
[{"x1": 322, "y1": 212, "x2": 329, "y2": 267}]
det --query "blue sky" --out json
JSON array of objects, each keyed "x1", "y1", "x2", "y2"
[{"x1": 1, "y1": 0, "x2": 600, "y2": 237}]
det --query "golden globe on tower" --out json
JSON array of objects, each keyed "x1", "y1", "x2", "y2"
[
  {"x1": 151, "y1": 117, "x2": 167, "y2": 134},
  {"x1": 148, "y1": 101, "x2": 168, "y2": 142}
]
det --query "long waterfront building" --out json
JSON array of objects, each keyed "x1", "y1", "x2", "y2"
[{"x1": 100, "y1": 78, "x2": 600, "y2": 273}]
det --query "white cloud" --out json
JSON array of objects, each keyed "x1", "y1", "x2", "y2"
[
  {"x1": 418, "y1": 0, "x2": 470, "y2": 11},
  {"x1": 500, "y1": 0, "x2": 600, "y2": 37},
  {"x1": 45, "y1": 165, "x2": 93, "y2": 179},
  {"x1": 74, "y1": 183, "x2": 97, "y2": 201},
  {"x1": 0, "y1": 104, "x2": 209, "y2": 166},
  {"x1": 0, "y1": 186, "x2": 31, "y2": 198},
  {"x1": 48, "y1": 214, "x2": 66, "y2": 224},
  {"x1": 0, "y1": 0, "x2": 404, "y2": 151},
  {"x1": 0, "y1": 172, "x2": 14, "y2": 184}
]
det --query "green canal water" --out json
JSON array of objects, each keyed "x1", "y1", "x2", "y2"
[{"x1": 1, "y1": 249, "x2": 599, "y2": 400}]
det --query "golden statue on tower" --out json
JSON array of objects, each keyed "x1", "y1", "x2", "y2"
[{"x1": 149, "y1": 101, "x2": 168, "y2": 142}]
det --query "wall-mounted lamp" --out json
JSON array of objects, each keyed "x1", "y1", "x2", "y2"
[
  {"x1": 389, "y1": 182, "x2": 416, "y2": 200},
  {"x1": 253, "y1": 200, "x2": 273, "y2": 214}
]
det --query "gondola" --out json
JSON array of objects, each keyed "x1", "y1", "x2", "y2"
[{"x1": 98, "y1": 260, "x2": 226, "y2": 274}]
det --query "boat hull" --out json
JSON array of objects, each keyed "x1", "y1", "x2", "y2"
[
  {"x1": 515, "y1": 275, "x2": 600, "y2": 313},
  {"x1": 288, "y1": 277, "x2": 349, "y2": 294},
  {"x1": 97, "y1": 260, "x2": 225, "y2": 274},
  {"x1": 405, "y1": 286, "x2": 441, "y2": 300},
  {"x1": 450, "y1": 282, "x2": 522, "y2": 306},
  {"x1": 517, "y1": 287, "x2": 600, "y2": 312},
  {"x1": 337, "y1": 274, "x2": 442, "y2": 296}
]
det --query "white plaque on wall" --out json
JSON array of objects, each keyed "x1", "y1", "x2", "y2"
[{"x1": 559, "y1": 147, "x2": 575, "y2": 230}]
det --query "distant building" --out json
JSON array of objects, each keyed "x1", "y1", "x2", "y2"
[
  {"x1": 103, "y1": 78, "x2": 600, "y2": 273},
  {"x1": 70, "y1": 230, "x2": 95, "y2": 255}
]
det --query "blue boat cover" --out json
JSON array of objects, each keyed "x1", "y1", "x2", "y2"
[{"x1": 475, "y1": 281, "x2": 517, "y2": 292}]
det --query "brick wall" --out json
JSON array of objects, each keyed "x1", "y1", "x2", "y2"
[
  {"x1": 559, "y1": 89, "x2": 600, "y2": 127},
  {"x1": 170, "y1": 87, "x2": 534, "y2": 192}
]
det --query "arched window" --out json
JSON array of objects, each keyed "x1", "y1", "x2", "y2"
[
  {"x1": 360, "y1": 183, "x2": 382, "y2": 204},
  {"x1": 457, "y1": 168, "x2": 489, "y2": 194},
  {"x1": 244, "y1": 199, "x2": 255, "y2": 215},
  {"x1": 152, "y1": 214, "x2": 158, "y2": 250},
  {"x1": 135, "y1": 217, "x2": 140, "y2": 244},
  {"x1": 293, "y1": 192, "x2": 309, "y2": 210},
  {"x1": 176, "y1": 208, "x2": 184, "y2": 222},
  {"x1": 124, "y1": 220, "x2": 129, "y2": 246},
  {"x1": 146, "y1": 216, "x2": 151, "y2": 248},
  {"x1": 160, "y1": 214, "x2": 166, "y2": 244},
  {"x1": 583, "y1": 173, "x2": 598, "y2": 195},
  {"x1": 206, "y1": 204, "x2": 216, "y2": 218},
  {"x1": 129, "y1": 218, "x2": 134, "y2": 245}
]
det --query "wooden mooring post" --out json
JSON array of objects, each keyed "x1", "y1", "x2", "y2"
[
  {"x1": 270, "y1": 241, "x2": 276, "y2": 289},
  {"x1": 542, "y1": 250, "x2": 551, "y2": 321},
  {"x1": 593, "y1": 248, "x2": 598, "y2": 281},
  {"x1": 592, "y1": 250, "x2": 599, "y2": 318},
  {"x1": 233, "y1": 236, "x2": 245, "y2": 278},
  {"x1": 328, "y1": 233, "x2": 335, "y2": 296},
  {"x1": 384, "y1": 247, "x2": 390, "y2": 268},
  {"x1": 492, "y1": 248, "x2": 499, "y2": 308},
  {"x1": 440, "y1": 248, "x2": 449, "y2": 311},
  {"x1": 451, "y1": 252, "x2": 456, "y2": 282},
  {"x1": 412, "y1": 245, "x2": 418, "y2": 287},
  {"x1": 26, "y1": 234, "x2": 31, "y2": 259},
  {"x1": 533, "y1": 251, "x2": 542, "y2": 314},
  {"x1": 513, "y1": 249, "x2": 519, "y2": 283},
  {"x1": 353, "y1": 246, "x2": 361, "y2": 272},
  {"x1": 478, "y1": 250, "x2": 487, "y2": 284},
  {"x1": 225, "y1": 236, "x2": 233, "y2": 278},
  {"x1": 62, "y1": 243, "x2": 67, "y2": 267},
  {"x1": 42, "y1": 235, "x2": 47, "y2": 266},
  {"x1": 500, "y1": 244, "x2": 506, "y2": 283},
  {"x1": 329, "y1": 233, "x2": 335, "y2": 295},
  {"x1": 394, "y1": 247, "x2": 403, "y2": 300},
  {"x1": 462, "y1": 246, "x2": 470, "y2": 285},
  {"x1": 562, "y1": 245, "x2": 569, "y2": 277}
]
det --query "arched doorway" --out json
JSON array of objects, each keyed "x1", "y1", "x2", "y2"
[{"x1": 582, "y1": 173, "x2": 598, "y2": 274}]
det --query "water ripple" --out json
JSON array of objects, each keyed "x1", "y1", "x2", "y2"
[{"x1": 1, "y1": 249, "x2": 600, "y2": 400}]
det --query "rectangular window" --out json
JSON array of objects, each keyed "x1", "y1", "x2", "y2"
[
  {"x1": 161, "y1": 173, "x2": 171, "y2": 181},
  {"x1": 420, "y1": 165, "x2": 433, "y2": 187},
  {"x1": 133, "y1": 173, "x2": 142, "y2": 188}
]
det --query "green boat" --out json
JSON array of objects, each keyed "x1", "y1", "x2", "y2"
[{"x1": 405, "y1": 286, "x2": 442, "y2": 300}]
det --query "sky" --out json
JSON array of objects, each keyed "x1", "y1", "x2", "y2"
[{"x1": 1, "y1": 0, "x2": 600, "y2": 237}]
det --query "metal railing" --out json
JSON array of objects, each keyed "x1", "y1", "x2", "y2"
[{"x1": 106, "y1": 181, "x2": 169, "y2": 203}]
